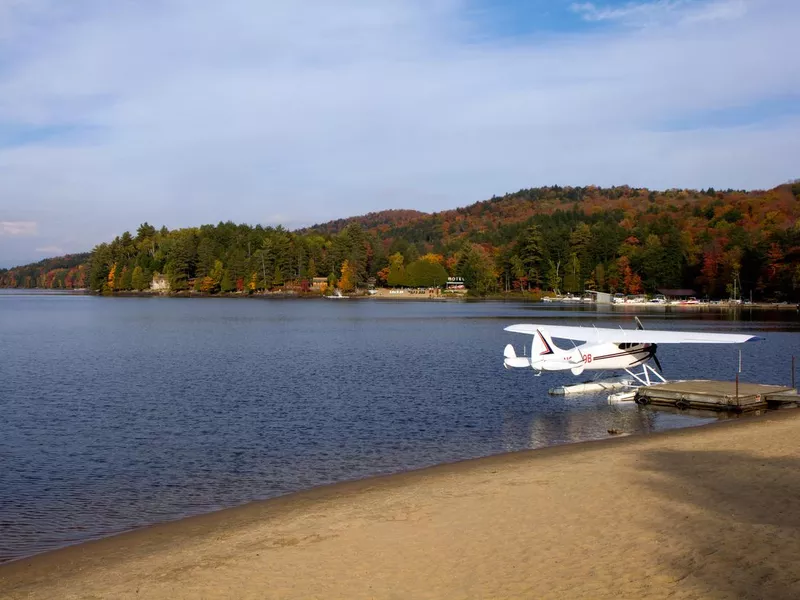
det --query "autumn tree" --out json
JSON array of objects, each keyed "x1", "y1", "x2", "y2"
[
  {"x1": 386, "y1": 252, "x2": 407, "y2": 287},
  {"x1": 594, "y1": 263, "x2": 606, "y2": 290},
  {"x1": 136, "y1": 222, "x2": 157, "y2": 242},
  {"x1": 209, "y1": 259, "x2": 224, "y2": 285},
  {"x1": 220, "y1": 270, "x2": 235, "y2": 293},
  {"x1": 107, "y1": 263, "x2": 117, "y2": 292},
  {"x1": 420, "y1": 253, "x2": 445, "y2": 265},
  {"x1": 339, "y1": 260, "x2": 356, "y2": 292},
  {"x1": 131, "y1": 266, "x2": 147, "y2": 290},
  {"x1": 196, "y1": 237, "x2": 218, "y2": 278},
  {"x1": 562, "y1": 253, "x2": 581, "y2": 294},
  {"x1": 406, "y1": 258, "x2": 448, "y2": 288},
  {"x1": 272, "y1": 264, "x2": 284, "y2": 288},
  {"x1": 516, "y1": 225, "x2": 546, "y2": 287},
  {"x1": 617, "y1": 256, "x2": 643, "y2": 294},
  {"x1": 568, "y1": 222, "x2": 592, "y2": 286},
  {"x1": 331, "y1": 224, "x2": 369, "y2": 287},
  {"x1": 118, "y1": 266, "x2": 133, "y2": 291},
  {"x1": 546, "y1": 259, "x2": 561, "y2": 295},
  {"x1": 376, "y1": 266, "x2": 390, "y2": 285},
  {"x1": 456, "y1": 244, "x2": 497, "y2": 295},
  {"x1": 165, "y1": 231, "x2": 195, "y2": 290}
]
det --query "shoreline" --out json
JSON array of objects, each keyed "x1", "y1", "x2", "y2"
[
  {"x1": 3, "y1": 288, "x2": 799, "y2": 308},
  {"x1": 3, "y1": 411, "x2": 800, "y2": 598},
  {"x1": 0, "y1": 419, "x2": 712, "y2": 567}
]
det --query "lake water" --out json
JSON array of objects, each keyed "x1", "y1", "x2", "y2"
[{"x1": 1, "y1": 291, "x2": 798, "y2": 562}]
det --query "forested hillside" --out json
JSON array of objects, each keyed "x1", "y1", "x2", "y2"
[
  {"x1": 0, "y1": 253, "x2": 89, "y2": 289},
  {"x1": 3, "y1": 183, "x2": 799, "y2": 300}
]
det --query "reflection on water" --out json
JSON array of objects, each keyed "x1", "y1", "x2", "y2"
[
  {"x1": 498, "y1": 394, "x2": 715, "y2": 452},
  {"x1": 525, "y1": 403, "x2": 657, "y2": 449},
  {"x1": 0, "y1": 293, "x2": 797, "y2": 562}
]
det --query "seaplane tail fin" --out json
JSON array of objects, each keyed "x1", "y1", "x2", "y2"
[
  {"x1": 504, "y1": 344, "x2": 517, "y2": 359},
  {"x1": 531, "y1": 328, "x2": 556, "y2": 357}
]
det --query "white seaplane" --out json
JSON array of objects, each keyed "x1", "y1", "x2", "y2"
[{"x1": 503, "y1": 318, "x2": 763, "y2": 396}]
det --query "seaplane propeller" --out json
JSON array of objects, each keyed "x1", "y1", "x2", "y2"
[
  {"x1": 635, "y1": 317, "x2": 663, "y2": 373},
  {"x1": 651, "y1": 344, "x2": 663, "y2": 373}
]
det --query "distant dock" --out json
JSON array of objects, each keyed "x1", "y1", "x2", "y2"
[{"x1": 635, "y1": 380, "x2": 798, "y2": 412}]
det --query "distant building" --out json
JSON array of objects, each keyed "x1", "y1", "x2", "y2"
[
  {"x1": 446, "y1": 276, "x2": 466, "y2": 291},
  {"x1": 151, "y1": 274, "x2": 170, "y2": 293},
  {"x1": 283, "y1": 280, "x2": 301, "y2": 291},
  {"x1": 658, "y1": 288, "x2": 697, "y2": 302},
  {"x1": 311, "y1": 277, "x2": 328, "y2": 292},
  {"x1": 586, "y1": 290, "x2": 612, "y2": 304}
]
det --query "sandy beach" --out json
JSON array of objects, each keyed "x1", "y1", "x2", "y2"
[{"x1": 3, "y1": 412, "x2": 800, "y2": 599}]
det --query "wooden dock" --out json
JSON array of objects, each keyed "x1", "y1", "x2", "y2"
[{"x1": 634, "y1": 380, "x2": 798, "y2": 412}]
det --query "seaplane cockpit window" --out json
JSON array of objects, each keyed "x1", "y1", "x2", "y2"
[{"x1": 617, "y1": 342, "x2": 636, "y2": 350}]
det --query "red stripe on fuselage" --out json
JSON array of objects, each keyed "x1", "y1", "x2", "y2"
[{"x1": 538, "y1": 331, "x2": 554, "y2": 355}]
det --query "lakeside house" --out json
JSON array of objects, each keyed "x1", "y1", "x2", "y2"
[
  {"x1": 311, "y1": 277, "x2": 328, "y2": 292},
  {"x1": 151, "y1": 274, "x2": 170, "y2": 293}
]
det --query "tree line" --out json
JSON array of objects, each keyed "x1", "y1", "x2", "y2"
[
  {"x1": 2, "y1": 183, "x2": 799, "y2": 300},
  {"x1": 0, "y1": 253, "x2": 89, "y2": 289}
]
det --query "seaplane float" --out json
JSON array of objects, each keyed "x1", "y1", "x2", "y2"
[{"x1": 503, "y1": 318, "x2": 763, "y2": 402}]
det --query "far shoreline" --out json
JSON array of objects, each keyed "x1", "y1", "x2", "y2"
[{"x1": 3, "y1": 287, "x2": 799, "y2": 309}]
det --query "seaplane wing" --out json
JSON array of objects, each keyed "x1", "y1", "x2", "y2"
[{"x1": 504, "y1": 324, "x2": 763, "y2": 344}]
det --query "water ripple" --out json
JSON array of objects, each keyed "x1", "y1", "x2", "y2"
[{"x1": 1, "y1": 294, "x2": 796, "y2": 562}]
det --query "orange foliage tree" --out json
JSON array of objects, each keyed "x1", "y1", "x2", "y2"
[
  {"x1": 339, "y1": 260, "x2": 356, "y2": 292},
  {"x1": 107, "y1": 263, "x2": 117, "y2": 291}
]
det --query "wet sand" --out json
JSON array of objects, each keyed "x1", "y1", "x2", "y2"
[{"x1": 3, "y1": 411, "x2": 800, "y2": 599}]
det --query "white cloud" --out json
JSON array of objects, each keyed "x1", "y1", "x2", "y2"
[
  {"x1": 35, "y1": 244, "x2": 63, "y2": 254},
  {"x1": 0, "y1": 0, "x2": 798, "y2": 266},
  {"x1": 0, "y1": 220, "x2": 37, "y2": 236},
  {"x1": 681, "y1": 0, "x2": 747, "y2": 23},
  {"x1": 570, "y1": 0, "x2": 747, "y2": 26}
]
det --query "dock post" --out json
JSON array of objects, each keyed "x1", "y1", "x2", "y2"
[{"x1": 736, "y1": 349, "x2": 741, "y2": 402}]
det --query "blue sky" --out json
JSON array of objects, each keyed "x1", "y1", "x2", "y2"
[
  {"x1": 0, "y1": 0, "x2": 798, "y2": 267},
  {"x1": 466, "y1": 0, "x2": 601, "y2": 36}
]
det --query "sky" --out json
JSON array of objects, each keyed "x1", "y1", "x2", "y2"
[{"x1": 0, "y1": 0, "x2": 798, "y2": 267}]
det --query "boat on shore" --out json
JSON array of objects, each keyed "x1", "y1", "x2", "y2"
[
  {"x1": 326, "y1": 289, "x2": 349, "y2": 299},
  {"x1": 542, "y1": 293, "x2": 593, "y2": 304}
]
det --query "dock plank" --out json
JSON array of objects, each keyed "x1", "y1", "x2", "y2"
[{"x1": 636, "y1": 380, "x2": 796, "y2": 412}]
